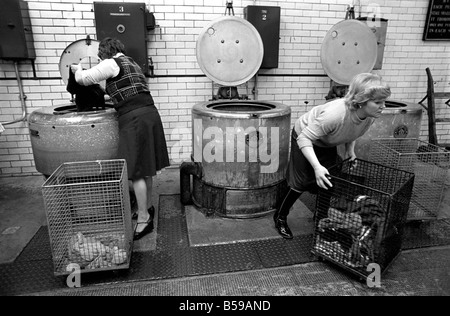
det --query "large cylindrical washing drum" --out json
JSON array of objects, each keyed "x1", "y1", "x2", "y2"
[
  {"x1": 183, "y1": 15, "x2": 291, "y2": 218},
  {"x1": 28, "y1": 38, "x2": 119, "y2": 177},
  {"x1": 191, "y1": 100, "x2": 291, "y2": 218},
  {"x1": 28, "y1": 104, "x2": 119, "y2": 177}
]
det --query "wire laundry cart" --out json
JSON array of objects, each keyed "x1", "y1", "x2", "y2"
[
  {"x1": 369, "y1": 138, "x2": 450, "y2": 221},
  {"x1": 42, "y1": 159, "x2": 132, "y2": 276},
  {"x1": 312, "y1": 159, "x2": 414, "y2": 281}
]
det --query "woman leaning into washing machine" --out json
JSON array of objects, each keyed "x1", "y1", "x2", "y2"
[
  {"x1": 273, "y1": 73, "x2": 391, "y2": 239},
  {"x1": 71, "y1": 37, "x2": 170, "y2": 241}
]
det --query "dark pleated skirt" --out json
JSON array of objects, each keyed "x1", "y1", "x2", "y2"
[
  {"x1": 286, "y1": 128, "x2": 339, "y2": 193},
  {"x1": 118, "y1": 105, "x2": 170, "y2": 180}
]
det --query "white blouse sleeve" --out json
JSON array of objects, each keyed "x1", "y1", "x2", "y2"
[{"x1": 74, "y1": 59, "x2": 120, "y2": 86}]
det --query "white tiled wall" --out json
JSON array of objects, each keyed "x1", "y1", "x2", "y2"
[{"x1": 1, "y1": 0, "x2": 450, "y2": 176}]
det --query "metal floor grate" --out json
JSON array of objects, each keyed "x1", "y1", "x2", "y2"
[
  {"x1": 24, "y1": 248, "x2": 450, "y2": 296},
  {"x1": 1, "y1": 194, "x2": 450, "y2": 296},
  {"x1": 0, "y1": 194, "x2": 314, "y2": 295}
]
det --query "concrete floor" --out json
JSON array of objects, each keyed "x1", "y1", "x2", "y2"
[
  {"x1": 0, "y1": 175, "x2": 47, "y2": 264},
  {"x1": 1, "y1": 166, "x2": 450, "y2": 296}
]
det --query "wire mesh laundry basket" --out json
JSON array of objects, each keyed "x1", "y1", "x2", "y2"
[
  {"x1": 369, "y1": 138, "x2": 450, "y2": 221},
  {"x1": 42, "y1": 159, "x2": 132, "y2": 276},
  {"x1": 312, "y1": 159, "x2": 414, "y2": 281}
]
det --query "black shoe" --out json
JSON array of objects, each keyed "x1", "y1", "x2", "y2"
[
  {"x1": 132, "y1": 205, "x2": 155, "y2": 220},
  {"x1": 134, "y1": 216, "x2": 154, "y2": 241},
  {"x1": 274, "y1": 218, "x2": 293, "y2": 239}
]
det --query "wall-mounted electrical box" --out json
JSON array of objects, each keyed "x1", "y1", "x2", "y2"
[
  {"x1": 0, "y1": 0, "x2": 35, "y2": 60},
  {"x1": 244, "y1": 5, "x2": 281, "y2": 69},
  {"x1": 94, "y1": 2, "x2": 152, "y2": 75}
]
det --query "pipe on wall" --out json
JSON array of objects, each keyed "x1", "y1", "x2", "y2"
[{"x1": 1, "y1": 61, "x2": 27, "y2": 126}]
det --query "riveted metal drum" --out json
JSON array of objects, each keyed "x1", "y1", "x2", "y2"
[
  {"x1": 28, "y1": 38, "x2": 119, "y2": 176},
  {"x1": 191, "y1": 100, "x2": 291, "y2": 218},
  {"x1": 28, "y1": 104, "x2": 119, "y2": 177},
  {"x1": 180, "y1": 16, "x2": 291, "y2": 218},
  {"x1": 352, "y1": 100, "x2": 423, "y2": 160}
]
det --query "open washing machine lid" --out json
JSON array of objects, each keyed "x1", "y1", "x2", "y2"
[
  {"x1": 196, "y1": 16, "x2": 264, "y2": 86},
  {"x1": 321, "y1": 19, "x2": 378, "y2": 85},
  {"x1": 59, "y1": 38, "x2": 101, "y2": 85}
]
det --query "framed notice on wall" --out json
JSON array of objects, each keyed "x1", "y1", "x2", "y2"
[{"x1": 423, "y1": 0, "x2": 450, "y2": 40}]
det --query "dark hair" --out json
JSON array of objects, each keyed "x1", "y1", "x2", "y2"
[{"x1": 97, "y1": 37, "x2": 126, "y2": 60}]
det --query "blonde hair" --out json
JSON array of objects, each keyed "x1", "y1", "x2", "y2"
[{"x1": 344, "y1": 73, "x2": 391, "y2": 110}]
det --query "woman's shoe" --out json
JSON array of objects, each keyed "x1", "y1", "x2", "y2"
[
  {"x1": 133, "y1": 216, "x2": 154, "y2": 241},
  {"x1": 274, "y1": 217, "x2": 293, "y2": 239}
]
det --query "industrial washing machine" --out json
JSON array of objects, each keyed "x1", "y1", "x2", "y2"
[
  {"x1": 28, "y1": 37, "x2": 119, "y2": 177},
  {"x1": 180, "y1": 15, "x2": 291, "y2": 219}
]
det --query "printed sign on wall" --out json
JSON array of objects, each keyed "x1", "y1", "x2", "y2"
[{"x1": 423, "y1": 0, "x2": 450, "y2": 40}]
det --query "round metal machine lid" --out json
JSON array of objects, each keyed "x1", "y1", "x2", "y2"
[
  {"x1": 59, "y1": 38, "x2": 101, "y2": 85},
  {"x1": 196, "y1": 16, "x2": 264, "y2": 86},
  {"x1": 321, "y1": 19, "x2": 378, "y2": 85}
]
